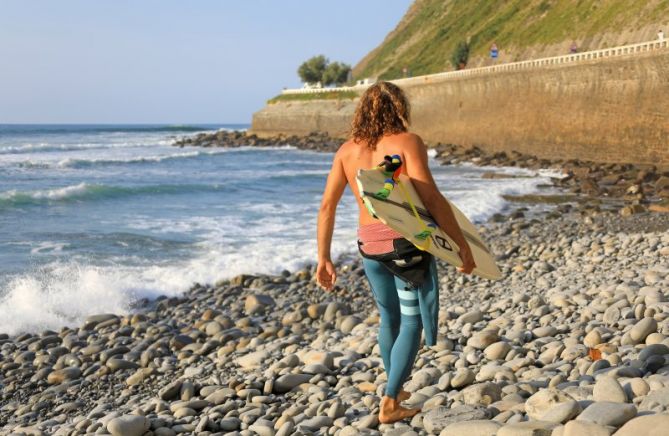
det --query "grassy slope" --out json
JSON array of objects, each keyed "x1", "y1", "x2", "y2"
[
  {"x1": 267, "y1": 90, "x2": 359, "y2": 104},
  {"x1": 354, "y1": 0, "x2": 669, "y2": 80}
]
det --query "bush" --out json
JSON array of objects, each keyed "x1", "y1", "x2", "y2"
[
  {"x1": 298, "y1": 55, "x2": 329, "y2": 85},
  {"x1": 322, "y1": 62, "x2": 351, "y2": 86},
  {"x1": 450, "y1": 41, "x2": 470, "y2": 70},
  {"x1": 298, "y1": 56, "x2": 351, "y2": 86}
]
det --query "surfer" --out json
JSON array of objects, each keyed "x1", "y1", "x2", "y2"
[{"x1": 316, "y1": 81, "x2": 476, "y2": 424}]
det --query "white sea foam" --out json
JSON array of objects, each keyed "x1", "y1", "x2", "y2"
[
  {"x1": 0, "y1": 216, "x2": 358, "y2": 335},
  {"x1": 30, "y1": 242, "x2": 68, "y2": 255},
  {"x1": 6, "y1": 146, "x2": 300, "y2": 170},
  {"x1": 432, "y1": 167, "x2": 557, "y2": 223},
  {"x1": 0, "y1": 140, "x2": 172, "y2": 155},
  {"x1": 0, "y1": 261, "x2": 181, "y2": 335},
  {"x1": 53, "y1": 147, "x2": 298, "y2": 168},
  {"x1": 0, "y1": 182, "x2": 91, "y2": 202},
  {"x1": 55, "y1": 150, "x2": 229, "y2": 168},
  {"x1": 0, "y1": 182, "x2": 223, "y2": 207},
  {"x1": 57, "y1": 152, "x2": 193, "y2": 167}
]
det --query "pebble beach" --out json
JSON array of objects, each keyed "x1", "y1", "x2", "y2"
[{"x1": 2, "y1": 132, "x2": 669, "y2": 435}]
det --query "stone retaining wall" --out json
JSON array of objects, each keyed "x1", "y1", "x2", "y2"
[{"x1": 250, "y1": 50, "x2": 669, "y2": 166}]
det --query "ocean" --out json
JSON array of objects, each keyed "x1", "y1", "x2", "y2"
[{"x1": 0, "y1": 124, "x2": 556, "y2": 335}]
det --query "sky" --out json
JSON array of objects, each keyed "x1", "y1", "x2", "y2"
[{"x1": 0, "y1": 1, "x2": 411, "y2": 124}]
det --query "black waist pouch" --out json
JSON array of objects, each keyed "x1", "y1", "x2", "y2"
[{"x1": 358, "y1": 237, "x2": 433, "y2": 288}]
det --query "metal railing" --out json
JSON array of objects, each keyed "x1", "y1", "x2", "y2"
[{"x1": 281, "y1": 38, "x2": 669, "y2": 94}]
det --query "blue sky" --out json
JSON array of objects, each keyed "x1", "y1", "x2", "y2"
[{"x1": 0, "y1": 1, "x2": 410, "y2": 124}]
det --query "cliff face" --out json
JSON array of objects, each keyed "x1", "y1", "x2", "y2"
[{"x1": 251, "y1": 50, "x2": 669, "y2": 166}]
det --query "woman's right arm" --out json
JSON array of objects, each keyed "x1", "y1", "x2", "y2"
[
  {"x1": 402, "y1": 134, "x2": 476, "y2": 274},
  {"x1": 316, "y1": 148, "x2": 347, "y2": 290}
]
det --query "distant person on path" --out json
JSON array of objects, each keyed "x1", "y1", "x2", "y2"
[
  {"x1": 659, "y1": 29, "x2": 665, "y2": 41},
  {"x1": 316, "y1": 81, "x2": 475, "y2": 423},
  {"x1": 490, "y1": 42, "x2": 499, "y2": 61},
  {"x1": 570, "y1": 41, "x2": 578, "y2": 53}
]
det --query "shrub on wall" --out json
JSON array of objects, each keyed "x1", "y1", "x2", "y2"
[
  {"x1": 298, "y1": 55, "x2": 329, "y2": 85},
  {"x1": 322, "y1": 62, "x2": 351, "y2": 86},
  {"x1": 298, "y1": 56, "x2": 351, "y2": 86}
]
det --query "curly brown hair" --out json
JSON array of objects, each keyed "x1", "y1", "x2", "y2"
[{"x1": 350, "y1": 81, "x2": 411, "y2": 150}]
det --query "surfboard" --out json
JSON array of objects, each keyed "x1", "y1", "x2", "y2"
[{"x1": 356, "y1": 168, "x2": 502, "y2": 280}]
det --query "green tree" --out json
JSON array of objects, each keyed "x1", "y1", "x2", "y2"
[
  {"x1": 298, "y1": 55, "x2": 328, "y2": 84},
  {"x1": 450, "y1": 41, "x2": 470, "y2": 70},
  {"x1": 322, "y1": 62, "x2": 352, "y2": 86}
]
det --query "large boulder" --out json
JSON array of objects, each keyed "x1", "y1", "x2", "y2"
[
  {"x1": 107, "y1": 415, "x2": 150, "y2": 436},
  {"x1": 462, "y1": 382, "x2": 502, "y2": 406},
  {"x1": 235, "y1": 350, "x2": 270, "y2": 370},
  {"x1": 577, "y1": 401, "x2": 637, "y2": 427},
  {"x1": 440, "y1": 420, "x2": 501, "y2": 436},
  {"x1": 593, "y1": 376, "x2": 628, "y2": 403},
  {"x1": 467, "y1": 330, "x2": 500, "y2": 350},
  {"x1": 638, "y1": 387, "x2": 669, "y2": 412},
  {"x1": 423, "y1": 405, "x2": 490, "y2": 434},
  {"x1": 525, "y1": 388, "x2": 581, "y2": 423},
  {"x1": 273, "y1": 373, "x2": 312, "y2": 393},
  {"x1": 614, "y1": 413, "x2": 669, "y2": 436},
  {"x1": 244, "y1": 294, "x2": 276, "y2": 315}
]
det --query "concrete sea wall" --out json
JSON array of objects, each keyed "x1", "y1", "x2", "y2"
[
  {"x1": 251, "y1": 50, "x2": 669, "y2": 166},
  {"x1": 250, "y1": 99, "x2": 357, "y2": 139}
]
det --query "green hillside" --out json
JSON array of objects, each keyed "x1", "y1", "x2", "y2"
[{"x1": 354, "y1": 0, "x2": 669, "y2": 80}]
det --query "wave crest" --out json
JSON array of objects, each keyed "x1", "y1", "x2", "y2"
[
  {"x1": 57, "y1": 151, "x2": 208, "y2": 168},
  {"x1": 0, "y1": 141, "x2": 170, "y2": 155},
  {"x1": 0, "y1": 182, "x2": 223, "y2": 208}
]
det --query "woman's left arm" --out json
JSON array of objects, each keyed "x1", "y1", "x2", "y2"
[{"x1": 316, "y1": 149, "x2": 347, "y2": 290}]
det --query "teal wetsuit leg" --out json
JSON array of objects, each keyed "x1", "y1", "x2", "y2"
[
  {"x1": 361, "y1": 258, "x2": 400, "y2": 377},
  {"x1": 362, "y1": 257, "x2": 426, "y2": 398},
  {"x1": 386, "y1": 282, "x2": 422, "y2": 398},
  {"x1": 396, "y1": 257, "x2": 438, "y2": 386}
]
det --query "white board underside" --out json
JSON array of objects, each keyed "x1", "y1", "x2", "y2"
[{"x1": 357, "y1": 169, "x2": 502, "y2": 280}]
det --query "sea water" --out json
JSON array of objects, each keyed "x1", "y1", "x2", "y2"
[{"x1": 0, "y1": 124, "x2": 556, "y2": 335}]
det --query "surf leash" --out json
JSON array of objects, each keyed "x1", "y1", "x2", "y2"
[{"x1": 375, "y1": 155, "x2": 436, "y2": 251}]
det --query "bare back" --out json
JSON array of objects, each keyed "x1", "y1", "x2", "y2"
[
  {"x1": 316, "y1": 81, "x2": 476, "y2": 283},
  {"x1": 338, "y1": 132, "x2": 416, "y2": 227}
]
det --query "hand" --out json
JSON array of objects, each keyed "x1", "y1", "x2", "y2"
[
  {"x1": 316, "y1": 259, "x2": 337, "y2": 291},
  {"x1": 457, "y1": 244, "x2": 476, "y2": 275}
]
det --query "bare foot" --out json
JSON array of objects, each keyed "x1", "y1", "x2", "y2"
[
  {"x1": 379, "y1": 395, "x2": 421, "y2": 424},
  {"x1": 398, "y1": 389, "x2": 411, "y2": 402}
]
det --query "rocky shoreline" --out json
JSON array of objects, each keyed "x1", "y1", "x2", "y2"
[
  {"x1": 2, "y1": 201, "x2": 669, "y2": 434},
  {"x1": 2, "y1": 131, "x2": 669, "y2": 435},
  {"x1": 173, "y1": 130, "x2": 341, "y2": 154},
  {"x1": 174, "y1": 129, "x2": 669, "y2": 217}
]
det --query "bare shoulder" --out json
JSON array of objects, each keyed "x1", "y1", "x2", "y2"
[
  {"x1": 335, "y1": 139, "x2": 357, "y2": 158},
  {"x1": 395, "y1": 132, "x2": 427, "y2": 154}
]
